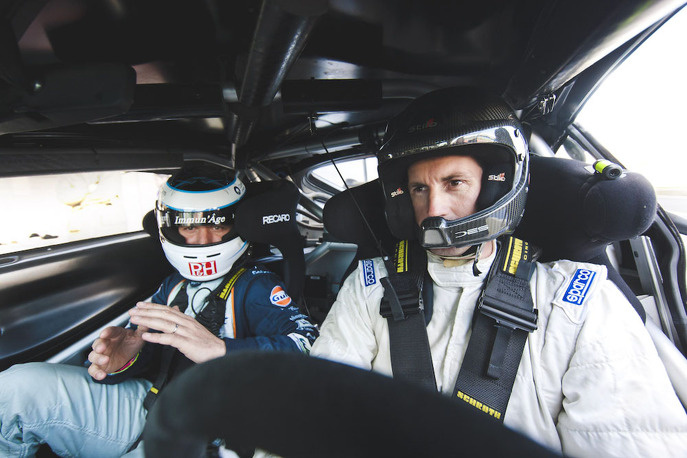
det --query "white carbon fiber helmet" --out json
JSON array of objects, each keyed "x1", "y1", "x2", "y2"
[
  {"x1": 377, "y1": 87, "x2": 529, "y2": 249},
  {"x1": 156, "y1": 163, "x2": 248, "y2": 281}
]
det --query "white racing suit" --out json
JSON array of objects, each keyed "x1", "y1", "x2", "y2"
[{"x1": 311, "y1": 249, "x2": 687, "y2": 457}]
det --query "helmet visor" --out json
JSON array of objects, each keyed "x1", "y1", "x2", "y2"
[{"x1": 157, "y1": 206, "x2": 238, "y2": 247}]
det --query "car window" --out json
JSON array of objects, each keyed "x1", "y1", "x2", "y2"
[
  {"x1": 555, "y1": 136, "x2": 596, "y2": 163},
  {"x1": 0, "y1": 171, "x2": 169, "y2": 255},
  {"x1": 309, "y1": 156, "x2": 379, "y2": 192},
  {"x1": 296, "y1": 156, "x2": 378, "y2": 241},
  {"x1": 575, "y1": 6, "x2": 687, "y2": 218}
]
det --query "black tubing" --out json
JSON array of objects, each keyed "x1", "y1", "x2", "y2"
[{"x1": 228, "y1": 0, "x2": 327, "y2": 146}]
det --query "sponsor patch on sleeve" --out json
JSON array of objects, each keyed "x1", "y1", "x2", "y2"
[
  {"x1": 561, "y1": 268, "x2": 596, "y2": 306},
  {"x1": 362, "y1": 259, "x2": 377, "y2": 286},
  {"x1": 269, "y1": 286, "x2": 292, "y2": 307},
  {"x1": 288, "y1": 333, "x2": 312, "y2": 354}
]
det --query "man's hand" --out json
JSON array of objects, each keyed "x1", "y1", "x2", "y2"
[
  {"x1": 87, "y1": 325, "x2": 147, "y2": 380},
  {"x1": 129, "y1": 302, "x2": 227, "y2": 364}
]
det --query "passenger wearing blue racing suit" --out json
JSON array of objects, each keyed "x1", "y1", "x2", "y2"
[
  {"x1": 98, "y1": 266, "x2": 317, "y2": 387},
  {"x1": 0, "y1": 163, "x2": 317, "y2": 458}
]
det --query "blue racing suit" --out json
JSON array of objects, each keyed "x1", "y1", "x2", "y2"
[
  {"x1": 100, "y1": 263, "x2": 318, "y2": 385},
  {"x1": 0, "y1": 263, "x2": 317, "y2": 457}
]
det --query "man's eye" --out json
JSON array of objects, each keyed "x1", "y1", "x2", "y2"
[
  {"x1": 449, "y1": 179, "x2": 464, "y2": 187},
  {"x1": 411, "y1": 185, "x2": 426, "y2": 193}
]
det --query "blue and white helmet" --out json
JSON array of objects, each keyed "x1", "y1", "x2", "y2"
[{"x1": 156, "y1": 163, "x2": 248, "y2": 281}]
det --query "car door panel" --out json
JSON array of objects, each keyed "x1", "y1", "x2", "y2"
[{"x1": 0, "y1": 233, "x2": 173, "y2": 371}]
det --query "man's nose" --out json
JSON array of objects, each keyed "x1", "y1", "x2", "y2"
[
  {"x1": 196, "y1": 227, "x2": 212, "y2": 245},
  {"x1": 427, "y1": 188, "x2": 450, "y2": 218}
]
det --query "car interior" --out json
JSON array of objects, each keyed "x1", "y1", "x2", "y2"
[{"x1": 2, "y1": 0, "x2": 687, "y2": 455}]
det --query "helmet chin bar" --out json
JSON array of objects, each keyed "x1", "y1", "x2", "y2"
[
  {"x1": 160, "y1": 236, "x2": 249, "y2": 281},
  {"x1": 418, "y1": 163, "x2": 528, "y2": 249}
]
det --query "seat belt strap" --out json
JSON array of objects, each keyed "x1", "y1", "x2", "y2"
[
  {"x1": 196, "y1": 266, "x2": 248, "y2": 337},
  {"x1": 142, "y1": 346, "x2": 177, "y2": 410},
  {"x1": 216, "y1": 266, "x2": 248, "y2": 301},
  {"x1": 142, "y1": 282, "x2": 190, "y2": 411},
  {"x1": 142, "y1": 266, "x2": 249, "y2": 411},
  {"x1": 380, "y1": 240, "x2": 437, "y2": 391},
  {"x1": 452, "y1": 236, "x2": 538, "y2": 422}
]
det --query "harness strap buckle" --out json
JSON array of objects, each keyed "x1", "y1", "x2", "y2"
[
  {"x1": 380, "y1": 277, "x2": 422, "y2": 320},
  {"x1": 478, "y1": 299, "x2": 538, "y2": 333}
]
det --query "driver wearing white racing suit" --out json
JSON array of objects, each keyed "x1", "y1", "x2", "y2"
[{"x1": 311, "y1": 87, "x2": 687, "y2": 457}]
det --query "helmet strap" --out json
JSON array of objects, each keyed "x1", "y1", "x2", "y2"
[
  {"x1": 426, "y1": 241, "x2": 491, "y2": 277},
  {"x1": 429, "y1": 243, "x2": 480, "y2": 268},
  {"x1": 472, "y1": 243, "x2": 484, "y2": 277}
]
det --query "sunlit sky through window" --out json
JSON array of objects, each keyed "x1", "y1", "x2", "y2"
[{"x1": 577, "y1": 6, "x2": 687, "y2": 194}]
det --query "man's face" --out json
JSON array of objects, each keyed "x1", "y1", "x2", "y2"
[
  {"x1": 178, "y1": 225, "x2": 231, "y2": 245},
  {"x1": 407, "y1": 155, "x2": 482, "y2": 256}
]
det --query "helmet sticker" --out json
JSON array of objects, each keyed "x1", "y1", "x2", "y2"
[
  {"x1": 407, "y1": 118, "x2": 438, "y2": 133},
  {"x1": 488, "y1": 173, "x2": 506, "y2": 182},
  {"x1": 174, "y1": 212, "x2": 227, "y2": 225},
  {"x1": 390, "y1": 187, "x2": 404, "y2": 197},
  {"x1": 452, "y1": 224, "x2": 489, "y2": 239},
  {"x1": 270, "y1": 286, "x2": 292, "y2": 307},
  {"x1": 188, "y1": 260, "x2": 218, "y2": 277}
]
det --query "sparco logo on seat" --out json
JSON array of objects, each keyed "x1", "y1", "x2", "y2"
[{"x1": 262, "y1": 214, "x2": 290, "y2": 224}]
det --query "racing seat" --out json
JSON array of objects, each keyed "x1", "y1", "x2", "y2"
[
  {"x1": 234, "y1": 179, "x2": 305, "y2": 302},
  {"x1": 323, "y1": 154, "x2": 658, "y2": 319},
  {"x1": 142, "y1": 179, "x2": 305, "y2": 303}
]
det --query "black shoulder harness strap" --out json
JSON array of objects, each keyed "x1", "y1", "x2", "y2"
[
  {"x1": 380, "y1": 237, "x2": 538, "y2": 422},
  {"x1": 380, "y1": 240, "x2": 437, "y2": 391},
  {"x1": 452, "y1": 236, "x2": 538, "y2": 422},
  {"x1": 142, "y1": 265, "x2": 250, "y2": 411}
]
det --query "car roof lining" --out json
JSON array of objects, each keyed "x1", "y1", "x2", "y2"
[{"x1": 1, "y1": 0, "x2": 684, "y2": 173}]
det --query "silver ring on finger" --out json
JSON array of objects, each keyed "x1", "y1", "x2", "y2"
[{"x1": 171, "y1": 323, "x2": 179, "y2": 334}]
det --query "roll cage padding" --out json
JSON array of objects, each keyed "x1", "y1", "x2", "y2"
[
  {"x1": 513, "y1": 156, "x2": 656, "y2": 263},
  {"x1": 513, "y1": 155, "x2": 656, "y2": 320},
  {"x1": 323, "y1": 155, "x2": 657, "y2": 319},
  {"x1": 143, "y1": 352, "x2": 559, "y2": 457}
]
